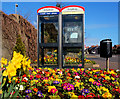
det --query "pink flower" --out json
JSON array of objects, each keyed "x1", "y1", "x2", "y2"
[
  {"x1": 63, "y1": 86, "x2": 67, "y2": 90},
  {"x1": 67, "y1": 87, "x2": 71, "y2": 91},
  {"x1": 78, "y1": 64, "x2": 82, "y2": 66},
  {"x1": 51, "y1": 88, "x2": 58, "y2": 94}
]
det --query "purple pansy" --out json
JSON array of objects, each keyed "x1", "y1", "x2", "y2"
[{"x1": 53, "y1": 81, "x2": 60, "y2": 84}]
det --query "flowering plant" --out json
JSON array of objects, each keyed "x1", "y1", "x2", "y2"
[{"x1": 0, "y1": 52, "x2": 120, "y2": 98}]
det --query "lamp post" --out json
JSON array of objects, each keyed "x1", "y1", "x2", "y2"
[{"x1": 15, "y1": 4, "x2": 18, "y2": 14}]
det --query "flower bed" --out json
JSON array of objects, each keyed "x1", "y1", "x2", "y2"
[{"x1": 1, "y1": 52, "x2": 120, "y2": 99}]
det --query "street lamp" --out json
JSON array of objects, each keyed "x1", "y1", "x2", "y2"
[{"x1": 15, "y1": 4, "x2": 18, "y2": 14}]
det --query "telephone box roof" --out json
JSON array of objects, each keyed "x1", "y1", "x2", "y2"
[{"x1": 37, "y1": 5, "x2": 85, "y2": 13}]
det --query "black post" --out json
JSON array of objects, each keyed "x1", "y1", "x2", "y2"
[
  {"x1": 37, "y1": 15, "x2": 40, "y2": 67},
  {"x1": 41, "y1": 23, "x2": 44, "y2": 66},
  {"x1": 82, "y1": 14, "x2": 85, "y2": 67}
]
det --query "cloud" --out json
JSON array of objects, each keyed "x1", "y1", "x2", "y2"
[{"x1": 86, "y1": 24, "x2": 115, "y2": 29}]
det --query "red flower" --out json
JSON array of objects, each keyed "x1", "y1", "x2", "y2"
[
  {"x1": 88, "y1": 93, "x2": 96, "y2": 97},
  {"x1": 22, "y1": 74, "x2": 26, "y2": 78},
  {"x1": 100, "y1": 70, "x2": 103, "y2": 73},
  {"x1": 86, "y1": 95, "x2": 93, "y2": 98},
  {"x1": 78, "y1": 95, "x2": 85, "y2": 99},
  {"x1": 36, "y1": 74, "x2": 41, "y2": 78},
  {"x1": 22, "y1": 79, "x2": 27, "y2": 83},
  {"x1": 94, "y1": 75, "x2": 97, "y2": 78},
  {"x1": 67, "y1": 73, "x2": 71, "y2": 77},
  {"x1": 111, "y1": 74, "x2": 116, "y2": 77},
  {"x1": 10, "y1": 91, "x2": 15, "y2": 95},
  {"x1": 103, "y1": 80, "x2": 107, "y2": 83},
  {"x1": 110, "y1": 83, "x2": 114, "y2": 87},
  {"x1": 44, "y1": 83, "x2": 50, "y2": 86},
  {"x1": 33, "y1": 88, "x2": 38, "y2": 92},
  {"x1": 88, "y1": 71, "x2": 90, "y2": 74}
]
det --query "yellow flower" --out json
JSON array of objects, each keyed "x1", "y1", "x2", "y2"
[
  {"x1": 7, "y1": 66, "x2": 16, "y2": 79},
  {"x1": 74, "y1": 82, "x2": 80, "y2": 87},
  {"x1": 48, "y1": 86, "x2": 56, "y2": 92},
  {"x1": 35, "y1": 80, "x2": 38, "y2": 83},
  {"x1": 100, "y1": 74, "x2": 104, "y2": 76},
  {"x1": 102, "y1": 92, "x2": 112, "y2": 98},
  {"x1": 3, "y1": 70, "x2": 8, "y2": 76},
  {"x1": 100, "y1": 87, "x2": 109, "y2": 92},
  {"x1": 54, "y1": 50, "x2": 57, "y2": 52},
  {"x1": 33, "y1": 71, "x2": 37, "y2": 75},
  {"x1": 105, "y1": 76, "x2": 110, "y2": 80},
  {"x1": 89, "y1": 78, "x2": 94, "y2": 83},
  {"x1": 55, "y1": 79, "x2": 62, "y2": 83},
  {"x1": 111, "y1": 77, "x2": 115, "y2": 81},
  {"x1": 0, "y1": 57, "x2": 7, "y2": 68},
  {"x1": 116, "y1": 82, "x2": 119, "y2": 85},
  {"x1": 68, "y1": 92, "x2": 75, "y2": 96},
  {"x1": 43, "y1": 79, "x2": 48, "y2": 83},
  {"x1": 71, "y1": 94, "x2": 78, "y2": 99},
  {"x1": 81, "y1": 68, "x2": 84, "y2": 71}
]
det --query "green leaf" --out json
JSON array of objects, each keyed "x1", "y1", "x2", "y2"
[
  {"x1": 11, "y1": 90, "x2": 19, "y2": 98},
  {"x1": 5, "y1": 80, "x2": 16, "y2": 97},
  {"x1": 18, "y1": 93, "x2": 23, "y2": 98}
]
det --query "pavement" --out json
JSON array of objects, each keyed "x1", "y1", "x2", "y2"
[{"x1": 86, "y1": 54, "x2": 120, "y2": 70}]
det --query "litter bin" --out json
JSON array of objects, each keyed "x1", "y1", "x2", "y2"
[{"x1": 100, "y1": 39, "x2": 112, "y2": 58}]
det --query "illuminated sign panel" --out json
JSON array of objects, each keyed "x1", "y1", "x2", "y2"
[
  {"x1": 62, "y1": 6, "x2": 85, "y2": 14},
  {"x1": 37, "y1": 6, "x2": 60, "y2": 15}
]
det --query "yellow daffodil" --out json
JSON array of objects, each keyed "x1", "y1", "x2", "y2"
[{"x1": 0, "y1": 57, "x2": 7, "y2": 68}]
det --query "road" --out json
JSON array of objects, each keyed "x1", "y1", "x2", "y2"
[{"x1": 86, "y1": 54, "x2": 120, "y2": 70}]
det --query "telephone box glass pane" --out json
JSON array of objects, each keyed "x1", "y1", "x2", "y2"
[
  {"x1": 39, "y1": 15, "x2": 58, "y2": 43},
  {"x1": 63, "y1": 48, "x2": 83, "y2": 67},
  {"x1": 62, "y1": 14, "x2": 83, "y2": 43},
  {"x1": 39, "y1": 48, "x2": 58, "y2": 66}
]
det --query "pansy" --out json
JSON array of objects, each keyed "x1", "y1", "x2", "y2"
[
  {"x1": 25, "y1": 95, "x2": 31, "y2": 99},
  {"x1": 82, "y1": 92, "x2": 86, "y2": 96},
  {"x1": 37, "y1": 91, "x2": 43, "y2": 97},
  {"x1": 33, "y1": 88, "x2": 38, "y2": 92},
  {"x1": 75, "y1": 75, "x2": 80, "y2": 79},
  {"x1": 53, "y1": 81, "x2": 60, "y2": 84},
  {"x1": 84, "y1": 89, "x2": 90, "y2": 93},
  {"x1": 67, "y1": 87, "x2": 71, "y2": 91},
  {"x1": 19, "y1": 85, "x2": 24, "y2": 91},
  {"x1": 51, "y1": 88, "x2": 58, "y2": 94},
  {"x1": 25, "y1": 90, "x2": 32, "y2": 93},
  {"x1": 23, "y1": 77, "x2": 28, "y2": 81}
]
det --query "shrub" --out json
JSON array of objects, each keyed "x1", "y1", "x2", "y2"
[{"x1": 13, "y1": 34, "x2": 26, "y2": 56}]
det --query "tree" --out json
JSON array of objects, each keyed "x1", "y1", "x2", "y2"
[{"x1": 13, "y1": 34, "x2": 26, "y2": 56}]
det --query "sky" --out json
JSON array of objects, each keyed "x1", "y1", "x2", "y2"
[{"x1": 1, "y1": 2, "x2": 119, "y2": 47}]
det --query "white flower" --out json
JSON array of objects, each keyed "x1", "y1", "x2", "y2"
[
  {"x1": 16, "y1": 84, "x2": 19, "y2": 90},
  {"x1": 116, "y1": 69, "x2": 120, "y2": 72},
  {"x1": 42, "y1": 71, "x2": 44, "y2": 74},
  {"x1": 88, "y1": 68, "x2": 91, "y2": 70},
  {"x1": 23, "y1": 77, "x2": 28, "y2": 81},
  {"x1": 75, "y1": 76, "x2": 80, "y2": 79},
  {"x1": 19, "y1": 85, "x2": 24, "y2": 91},
  {"x1": 58, "y1": 71, "x2": 62, "y2": 75}
]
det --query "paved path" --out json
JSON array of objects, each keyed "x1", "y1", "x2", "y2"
[{"x1": 86, "y1": 54, "x2": 120, "y2": 70}]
